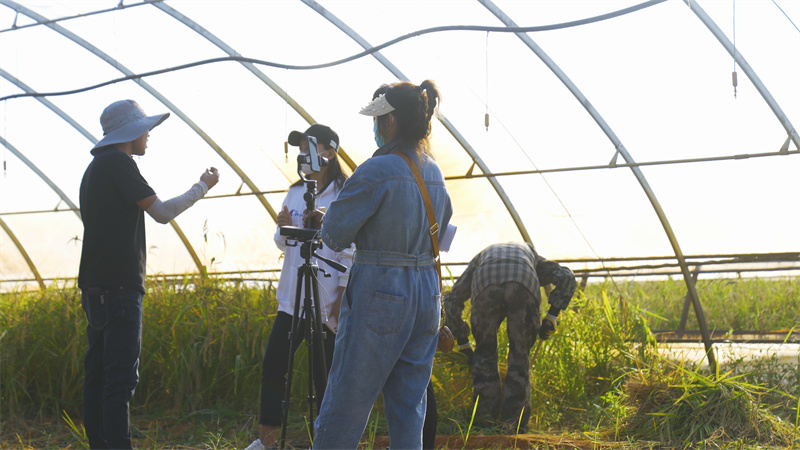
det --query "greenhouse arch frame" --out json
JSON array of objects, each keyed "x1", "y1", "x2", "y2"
[{"x1": 2, "y1": 0, "x2": 799, "y2": 369}]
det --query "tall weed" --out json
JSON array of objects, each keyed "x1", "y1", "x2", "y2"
[
  {"x1": 0, "y1": 286, "x2": 84, "y2": 418},
  {"x1": 617, "y1": 359, "x2": 799, "y2": 447},
  {"x1": 2, "y1": 276, "x2": 798, "y2": 448},
  {"x1": 526, "y1": 288, "x2": 658, "y2": 430},
  {"x1": 588, "y1": 277, "x2": 800, "y2": 331},
  {"x1": 0, "y1": 278, "x2": 279, "y2": 420}
]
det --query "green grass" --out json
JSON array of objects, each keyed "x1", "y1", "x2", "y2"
[
  {"x1": 617, "y1": 360, "x2": 798, "y2": 447},
  {"x1": 587, "y1": 277, "x2": 800, "y2": 331},
  {"x1": 1, "y1": 276, "x2": 798, "y2": 448}
]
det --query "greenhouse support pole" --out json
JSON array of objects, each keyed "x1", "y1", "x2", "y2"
[
  {"x1": 0, "y1": 68, "x2": 96, "y2": 147},
  {"x1": 0, "y1": 136, "x2": 81, "y2": 219},
  {"x1": 1, "y1": 135, "x2": 205, "y2": 275},
  {"x1": 479, "y1": 0, "x2": 718, "y2": 372},
  {"x1": 0, "y1": 1, "x2": 277, "y2": 223},
  {"x1": 0, "y1": 217, "x2": 45, "y2": 290},
  {"x1": 169, "y1": 221, "x2": 205, "y2": 277},
  {"x1": 678, "y1": 266, "x2": 702, "y2": 331},
  {"x1": 0, "y1": 88, "x2": 206, "y2": 278},
  {"x1": 0, "y1": 0, "x2": 253, "y2": 275}
]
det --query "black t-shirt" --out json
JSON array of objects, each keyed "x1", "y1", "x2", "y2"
[{"x1": 78, "y1": 147, "x2": 156, "y2": 293}]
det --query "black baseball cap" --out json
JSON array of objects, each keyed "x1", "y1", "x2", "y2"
[{"x1": 287, "y1": 124, "x2": 339, "y2": 151}]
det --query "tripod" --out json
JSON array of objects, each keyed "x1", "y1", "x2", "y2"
[{"x1": 277, "y1": 179, "x2": 346, "y2": 449}]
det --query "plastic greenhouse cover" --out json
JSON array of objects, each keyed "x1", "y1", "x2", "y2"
[{"x1": 0, "y1": 0, "x2": 798, "y2": 292}]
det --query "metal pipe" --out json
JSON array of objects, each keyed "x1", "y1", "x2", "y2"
[
  {"x1": 169, "y1": 221, "x2": 204, "y2": 278},
  {"x1": 0, "y1": 68, "x2": 96, "y2": 145},
  {"x1": 0, "y1": 134, "x2": 205, "y2": 277},
  {"x1": 679, "y1": 267, "x2": 702, "y2": 331},
  {"x1": 3, "y1": 260, "x2": 797, "y2": 290},
  {"x1": 0, "y1": 0, "x2": 158, "y2": 34},
  {"x1": 559, "y1": 251, "x2": 800, "y2": 264},
  {"x1": 0, "y1": 0, "x2": 277, "y2": 222},
  {"x1": 446, "y1": 149, "x2": 799, "y2": 180},
  {"x1": 0, "y1": 0, "x2": 253, "y2": 276},
  {"x1": 0, "y1": 217, "x2": 45, "y2": 289},
  {"x1": 0, "y1": 135, "x2": 80, "y2": 219}
]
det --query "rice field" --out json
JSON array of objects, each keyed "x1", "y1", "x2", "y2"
[{"x1": 1, "y1": 276, "x2": 798, "y2": 449}]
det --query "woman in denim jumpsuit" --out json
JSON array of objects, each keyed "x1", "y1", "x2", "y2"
[{"x1": 308, "y1": 80, "x2": 453, "y2": 449}]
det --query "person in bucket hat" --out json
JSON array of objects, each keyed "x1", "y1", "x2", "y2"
[{"x1": 78, "y1": 99, "x2": 219, "y2": 449}]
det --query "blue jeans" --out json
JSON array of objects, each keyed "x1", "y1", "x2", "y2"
[
  {"x1": 313, "y1": 262, "x2": 440, "y2": 449},
  {"x1": 82, "y1": 287, "x2": 143, "y2": 449}
]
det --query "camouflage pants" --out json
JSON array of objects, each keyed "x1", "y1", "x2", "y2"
[{"x1": 470, "y1": 282, "x2": 540, "y2": 432}]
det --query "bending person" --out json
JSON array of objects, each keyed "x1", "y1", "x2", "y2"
[{"x1": 444, "y1": 242, "x2": 576, "y2": 433}]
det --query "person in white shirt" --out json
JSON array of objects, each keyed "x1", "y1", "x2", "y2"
[{"x1": 247, "y1": 124, "x2": 353, "y2": 450}]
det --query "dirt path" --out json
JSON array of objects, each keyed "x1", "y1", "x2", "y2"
[{"x1": 369, "y1": 433, "x2": 620, "y2": 449}]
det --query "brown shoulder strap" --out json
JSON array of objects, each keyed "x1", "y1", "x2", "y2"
[{"x1": 395, "y1": 151, "x2": 441, "y2": 293}]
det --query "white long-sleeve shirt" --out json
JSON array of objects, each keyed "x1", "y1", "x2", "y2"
[{"x1": 273, "y1": 181, "x2": 354, "y2": 322}]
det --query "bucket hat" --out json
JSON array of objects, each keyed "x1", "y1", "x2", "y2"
[
  {"x1": 91, "y1": 100, "x2": 170, "y2": 154},
  {"x1": 287, "y1": 124, "x2": 339, "y2": 151}
]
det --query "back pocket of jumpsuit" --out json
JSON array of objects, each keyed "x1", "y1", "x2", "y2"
[
  {"x1": 365, "y1": 292, "x2": 408, "y2": 336},
  {"x1": 82, "y1": 288, "x2": 109, "y2": 331}
]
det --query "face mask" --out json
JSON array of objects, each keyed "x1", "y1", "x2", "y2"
[
  {"x1": 300, "y1": 163, "x2": 312, "y2": 175},
  {"x1": 373, "y1": 120, "x2": 385, "y2": 148}
]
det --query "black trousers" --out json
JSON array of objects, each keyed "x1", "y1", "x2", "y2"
[
  {"x1": 258, "y1": 311, "x2": 335, "y2": 426},
  {"x1": 423, "y1": 380, "x2": 437, "y2": 449}
]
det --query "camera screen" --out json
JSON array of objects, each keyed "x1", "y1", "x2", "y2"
[{"x1": 307, "y1": 135, "x2": 321, "y2": 172}]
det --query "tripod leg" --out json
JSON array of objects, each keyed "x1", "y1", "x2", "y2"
[
  {"x1": 279, "y1": 240, "x2": 337, "y2": 448},
  {"x1": 304, "y1": 287, "x2": 316, "y2": 437},
  {"x1": 303, "y1": 265, "x2": 320, "y2": 436},
  {"x1": 301, "y1": 262, "x2": 330, "y2": 442},
  {"x1": 279, "y1": 266, "x2": 305, "y2": 450},
  {"x1": 310, "y1": 266, "x2": 329, "y2": 393}
]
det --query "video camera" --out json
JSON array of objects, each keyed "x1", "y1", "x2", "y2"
[
  {"x1": 297, "y1": 135, "x2": 328, "y2": 175},
  {"x1": 280, "y1": 135, "x2": 327, "y2": 242},
  {"x1": 279, "y1": 225, "x2": 320, "y2": 242}
]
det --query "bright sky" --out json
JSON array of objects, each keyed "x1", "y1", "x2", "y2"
[{"x1": 0, "y1": 0, "x2": 798, "y2": 289}]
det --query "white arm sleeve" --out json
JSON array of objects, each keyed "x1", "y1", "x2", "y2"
[
  {"x1": 336, "y1": 243, "x2": 355, "y2": 287},
  {"x1": 146, "y1": 181, "x2": 208, "y2": 224}
]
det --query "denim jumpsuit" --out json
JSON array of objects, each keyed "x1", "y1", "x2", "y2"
[{"x1": 313, "y1": 141, "x2": 452, "y2": 449}]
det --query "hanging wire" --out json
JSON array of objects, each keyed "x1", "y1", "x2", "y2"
[
  {"x1": 485, "y1": 31, "x2": 490, "y2": 132},
  {"x1": 0, "y1": 0, "x2": 669, "y2": 102},
  {"x1": 772, "y1": 0, "x2": 800, "y2": 33},
  {"x1": 0, "y1": 0, "x2": 162, "y2": 34},
  {"x1": 500, "y1": 116, "x2": 623, "y2": 293},
  {"x1": 444, "y1": 57, "x2": 625, "y2": 293},
  {"x1": 284, "y1": 69, "x2": 290, "y2": 163},
  {"x1": 520, "y1": 157, "x2": 622, "y2": 293}
]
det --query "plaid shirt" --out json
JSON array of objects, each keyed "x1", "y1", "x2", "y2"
[{"x1": 446, "y1": 242, "x2": 575, "y2": 313}]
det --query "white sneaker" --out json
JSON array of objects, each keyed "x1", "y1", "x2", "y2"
[{"x1": 245, "y1": 439, "x2": 266, "y2": 450}]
